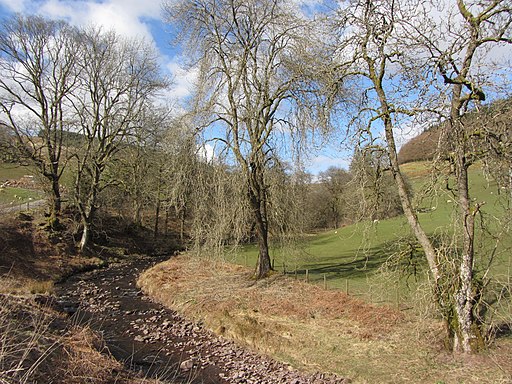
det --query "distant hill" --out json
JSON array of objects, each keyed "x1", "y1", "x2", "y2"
[
  {"x1": 398, "y1": 98, "x2": 512, "y2": 165},
  {"x1": 398, "y1": 126, "x2": 440, "y2": 164}
]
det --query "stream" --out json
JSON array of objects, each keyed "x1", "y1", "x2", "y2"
[{"x1": 55, "y1": 255, "x2": 347, "y2": 384}]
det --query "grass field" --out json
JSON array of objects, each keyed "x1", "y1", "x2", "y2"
[
  {"x1": 0, "y1": 163, "x2": 34, "y2": 181},
  {"x1": 0, "y1": 163, "x2": 44, "y2": 206},
  {"x1": 0, "y1": 186, "x2": 44, "y2": 206},
  {"x1": 231, "y1": 161, "x2": 512, "y2": 306}
]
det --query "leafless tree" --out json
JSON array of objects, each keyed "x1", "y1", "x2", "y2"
[
  {"x1": 423, "y1": 0, "x2": 511, "y2": 353},
  {"x1": 70, "y1": 28, "x2": 166, "y2": 253},
  {"x1": 332, "y1": 0, "x2": 511, "y2": 352},
  {"x1": 0, "y1": 15, "x2": 80, "y2": 228},
  {"x1": 159, "y1": 117, "x2": 200, "y2": 242},
  {"x1": 114, "y1": 106, "x2": 171, "y2": 227},
  {"x1": 349, "y1": 147, "x2": 405, "y2": 222},
  {"x1": 318, "y1": 166, "x2": 352, "y2": 228},
  {"x1": 164, "y1": 0, "x2": 335, "y2": 278}
]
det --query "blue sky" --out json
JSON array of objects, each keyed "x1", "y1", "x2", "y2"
[
  {"x1": 0, "y1": 0, "x2": 355, "y2": 174},
  {"x1": 0, "y1": 0, "x2": 198, "y2": 102},
  {"x1": 1, "y1": 1, "x2": 510, "y2": 175}
]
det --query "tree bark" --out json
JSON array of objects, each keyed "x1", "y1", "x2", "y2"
[
  {"x1": 48, "y1": 176, "x2": 62, "y2": 229},
  {"x1": 252, "y1": 196, "x2": 272, "y2": 279},
  {"x1": 154, "y1": 198, "x2": 161, "y2": 240},
  {"x1": 370, "y1": 62, "x2": 441, "y2": 286},
  {"x1": 448, "y1": 92, "x2": 482, "y2": 353},
  {"x1": 79, "y1": 221, "x2": 91, "y2": 254},
  {"x1": 249, "y1": 162, "x2": 272, "y2": 279}
]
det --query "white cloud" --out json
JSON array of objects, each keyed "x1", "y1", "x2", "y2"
[
  {"x1": 3, "y1": 0, "x2": 164, "y2": 44},
  {"x1": 197, "y1": 143, "x2": 215, "y2": 162},
  {"x1": 0, "y1": 0, "x2": 27, "y2": 13},
  {"x1": 166, "y1": 60, "x2": 198, "y2": 101}
]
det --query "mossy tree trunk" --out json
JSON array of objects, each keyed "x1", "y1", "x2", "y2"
[{"x1": 248, "y1": 161, "x2": 272, "y2": 279}]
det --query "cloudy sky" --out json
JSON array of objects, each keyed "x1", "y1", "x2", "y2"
[
  {"x1": 0, "y1": 0, "x2": 199, "y2": 105},
  {"x1": 0, "y1": 0, "x2": 365, "y2": 174}
]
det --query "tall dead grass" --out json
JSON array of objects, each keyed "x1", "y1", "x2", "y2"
[{"x1": 0, "y1": 294, "x2": 164, "y2": 384}]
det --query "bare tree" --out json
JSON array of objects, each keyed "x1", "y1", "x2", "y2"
[
  {"x1": 349, "y1": 147, "x2": 405, "y2": 222},
  {"x1": 164, "y1": 0, "x2": 334, "y2": 278},
  {"x1": 0, "y1": 15, "x2": 80, "y2": 228},
  {"x1": 114, "y1": 106, "x2": 171, "y2": 227},
  {"x1": 332, "y1": 0, "x2": 511, "y2": 352},
  {"x1": 318, "y1": 166, "x2": 352, "y2": 228},
  {"x1": 70, "y1": 28, "x2": 166, "y2": 253},
  {"x1": 421, "y1": 0, "x2": 511, "y2": 352},
  {"x1": 159, "y1": 118, "x2": 200, "y2": 242}
]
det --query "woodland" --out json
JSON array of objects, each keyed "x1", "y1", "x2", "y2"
[{"x1": 0, "y1": 1, "x2": 511, "y2": 381}]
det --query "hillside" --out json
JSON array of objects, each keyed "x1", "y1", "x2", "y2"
[
  {"x1": 140, "y1": 148, "x2": 512, "y2": 382},
  {"x1": 398, "y1": 98, "x2": 512, "y2": 164}
]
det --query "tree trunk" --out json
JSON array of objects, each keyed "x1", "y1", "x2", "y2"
[
  {"x1": 154, "y1": 198, "x2": 160, "y2": 240},
  {"x1": 254, "y1": 208, "x2": 271, "y2": 279},
  {"x1": 164, "y1": 206, "x2": 169, "y2": 236},
  {"x1": 48, "y1": 176, "x2": 62, "y2": 229},
  {"x1": 249, "y1": 163, "x2": 272, "y2": 279},
  {"x1": 79, "y1": 219, "x2": 91, "y2": 254},
  {"x1": 133, "y1": 200, "x2": 142, "y2": 226},
  {"x1": 76, "y1": 167, "x2": 100, "y2": 254},
  {"x1": 375, "y1": 89, "x2": 441, "y2": 285},
  {"x1": 448, "y1": 106, "x2": 483, "y2": 353},
  {"x1": 179, "y1": 206, "x2": 186, "y2": 242}
]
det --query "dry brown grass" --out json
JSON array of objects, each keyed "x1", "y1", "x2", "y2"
[
  {"x1": 0, "y1": 211, "x2": 106, "y2": 295},
  {"x1": 138, "y1": 255, "x2": 512, "y2": 384},
  {"x1": 0, "y1": 294, "x2": 164, "y2": 384},
  {"x1": 0, "y1": 210, "x2": 168, "y2": 384}
]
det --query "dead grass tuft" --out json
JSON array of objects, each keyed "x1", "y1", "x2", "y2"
[
  {"x1": 0, "y1": 294, "x2": 165, "y2": 384},
  {"x1": 139, "y1": 255, "x2": 512, "y2": 384},
  {"x1": 0, "y1": 212, "x2": 105, "y2": 289},
  {"x1": 55, "y1": 326, "x2": 119, "y2": 383}
]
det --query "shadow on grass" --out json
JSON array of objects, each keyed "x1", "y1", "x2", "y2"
[
  {"x1": 492, "y1": 322, "x2": 512, "y2": 339},
  {"x1": 287, "y1": 245, "x2": 391, "y2": 281}
]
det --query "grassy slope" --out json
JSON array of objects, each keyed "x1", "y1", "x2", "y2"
[
  {"x1": 139, "y1": 255, "x2": 512, "y2": 384},
  {"x1": 0, "y1": 163, "x2": 43, "y2": 205},
  {"x1": 139, "y1": 161, "x2": 512, "y2": 383},
  {"x1": 0, "y1": 163, "x2": 33, "y2": 181},
  {"x1": 232, "y1": 161, "x2": 511, "y2": 304}
]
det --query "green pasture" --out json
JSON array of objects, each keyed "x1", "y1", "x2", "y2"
[
  {"x1": 0, "y1": 186, "x2": 43, "y2": 206},
  {"x1": 0, "y1": 163, "x2": 33, "y2": 181},
  {"x1": 231, "y1": 162, "x2": 512, "y2": 305},
  {"x1": 0, "y1": 164, "x2": 44, "y2": 206}
]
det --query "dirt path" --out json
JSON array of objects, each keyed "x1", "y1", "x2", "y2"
[{"x1": 55, "y1": 255, "x2": 347, "y2": 384}]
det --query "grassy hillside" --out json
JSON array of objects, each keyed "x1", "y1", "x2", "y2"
[
  {"x1": 398, "y1": 98, "x2": 512, "y2": 164},
  {"x1": 139, "y1": 162, "x2": 512, "y2": 384},
  {"x1": 231, "y1": 161, "x2": 511, "y2": 305},
  {"x1": 0, "y1": 163, "x2": 44, "y2": 206}
]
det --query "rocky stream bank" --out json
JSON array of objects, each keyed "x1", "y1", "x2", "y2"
[{"x1": 55, "y1": 255, "x2": 348, "y2": 384}]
